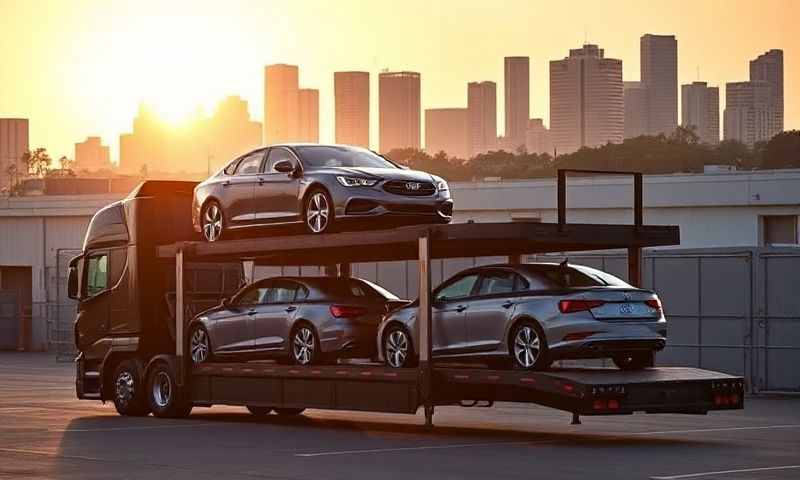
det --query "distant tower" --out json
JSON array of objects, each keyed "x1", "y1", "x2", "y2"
[
  {"x1": 264, "y1": 64, "x2": 299, "y2": 143},
  {"x1": 724, "y1": 81, "x2": 773, "y2": 145},
  {"x1": 624, "y1": 81, "x2": 648, "y2": 139},
  {"x1": 74, "y1": 137, "x2": 111, "y2": 171},
  {"x1": 468, "y1": 81, "x2": 497, "y2": 157},
  {"x1": 504, "y1": 56, "x2": 530, "y2": 151},
  {"x1": 0, "y1": 118, "x2": 29, "y2": 191},
  {"x1": 334, "y1": 71, "x2": 370, "y2": 147},
  {"x1": 379, "y1": 71, "x2": 421, "y2": 153},
  {"x1": 549, "y1": 44, "x2": 623, "y2": 154},
  {"x1": 425, "y1": 108, "x2": 469, "y2": 159},
  {"x1": 681, "y1": 82, "x2": 719, "y2": 144},
  {"x1": 641, "y1": 34, "x2": 678, "y2": 136},
  {"x1": 749, "y1": 49, "x2": 784, "y2": 136},
  {"x1": 298, "y1": 89, "x2": 319, "y2": 143}
]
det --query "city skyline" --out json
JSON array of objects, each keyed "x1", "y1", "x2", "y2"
[{"x1": 0, "y1": 0, "x2": 797, "y2": 162}]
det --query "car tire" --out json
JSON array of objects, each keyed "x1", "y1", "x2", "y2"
[
  {"x1": 201, "y1": 200, "x2": 224, "y2": 242},
  {"x1": 189, "y1": 324, "x2": 212, "y2": 365},
  {"x1": 383, "y1": 325, "x2": 417, "y2": 368},
  {"x1": 613, "y1": 351, "x2": 654, "y2": 370},
  {"x1": 509, "y1": 320, "x2": 551, "y2": 371},
  {"x1": 246, "y1": 406, "x2": 273, "y2": 416},
  {"x1": 146, "y1": 361, "x2": 193, "y2": 418},
  {"x1": 303, "y1": 188, "x2": 335, "y2": 234},
  {"x1": 111, "y1": 360, "x2": 150, "y2": 416},
  {"x1": 289, "y1": 324, "x2": 321, "y2": 365}
]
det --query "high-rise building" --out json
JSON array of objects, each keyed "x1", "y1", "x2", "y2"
[
  {"x1": 525, "y1": 118, "x2": 552, "y2": 156},
  {"x1": 74, "y1": 136, "x2": 111, "y2": 172},
  {"x1": 0, "y1": 118, "x2": 29, "y2": 192},
  {"x1": 207, "y1": 96, "x2": 262, "y2": 168},
  {"x1": 334, "y1": 71, "x2": 369, "y2": 147},
  {"x1": 264, "y1": 64, "x2": 299, "y2": 144},
  {"x1": 119, "y1": 103, "x2": 167, "y2": 174},
  {"x1": 468, "y1": 81, "x2": 497, "y2": 156},
  {"x1": 298, "y1": 89, "x2": 319, "y2": 143},
  {"x1": 641, "y1": 34, "x2": 678, "y2": 136},
  {"x1": 749, "y1": 49, "x2": 783, "y2": 137},
  {"x1": 623, "y1": 81, "x2": 648, "y2": 139},
  {"x1": 549, "y1": 44, "x2": 623, "y2": 155},
  {"x1": 681, "y1": 82, "x2": 719, "y2": 144},
  {"x1": 425, "y1": 108, "x2": 469, "y2": 159},
  {"x1": 379, "y1": 71, "x2": 421, "y2": 153},
  {"x1": 504, "y1": 56, "x2": 530, "y2": 151},
  {"x1": 723, "y1": 81, "x2": 774, "y2": 145}
]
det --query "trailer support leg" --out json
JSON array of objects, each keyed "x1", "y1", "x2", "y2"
[{"x1": 571, "y1": 412, "x2": 581, "y2": 425}]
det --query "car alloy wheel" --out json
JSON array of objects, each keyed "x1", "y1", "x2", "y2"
[
  {"x1": 292, "y1": 326, "x2": 316, "y2": 365},
  {"x1": 151, "y1": 371, "x2": 172, "y2": 408},
  {"x1": 190, "y1": 327, "x2": 210, "y2": 364},
  {"x1": 385, "y1": 329, "x2": 410, "y2": 368},
  {"x1": 202, "y1": 203, "x2": 223, "y2": 242},
  {"x1": 513, "y1": 325, "x2": 541, "y2": 369},
  {"x1": 306, "y1": 192, "x2": 330, "y2": 234}
]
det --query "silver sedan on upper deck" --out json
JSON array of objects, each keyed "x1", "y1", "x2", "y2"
[{"x1": 378, "y1": 262, "x2": 667, "y2": 370}]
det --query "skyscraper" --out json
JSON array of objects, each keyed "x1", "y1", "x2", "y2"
[
  {"x1": 641, "y1": 34, "x2": 678, "y2": 136},
  {"x1": 723, "y1": 81, "x2": 773, "y2": 145},
  {"x1": 379, "y1": 71, "x2": 421, "y2": 153},
  {"x1": 468, "y1": 81, "x2": 497, "y2": 156},
  {"x1": 504, "y1": 56, "x2": 530, "y2": 150},
  {"x1": 264, "y1": 64, "x2": 299, "y2": 144},
  {"x1": 623, "y1": 81, "x2": 648, "y2": 139},
  {"x1": 525, "y1": 119, "x2": 552, "y2": 156},
  {"x1": 549, "y1": 44, "x2": 623, "y2": 155},
  {"x1": 75, "y1": 136, "x2": 111, "y2": 172},
  {"x1": 298, "y1": 88, "x2": 319, "y2": 143},
  {"x1": 334, "y1": 71, "x2": 369, "y2": 147},
  {"x1": 425, "y1": 108, "x2": 469, "y2": 159},
  {"x1": 681, "y1": 82, "x2": 719, "y2": 144},
  {"x1": 749, "y1": 49, "x2": 783, "y2": 137},
  {"x1": 0, "y1": 118, "x2": 28, "y2": 192}
]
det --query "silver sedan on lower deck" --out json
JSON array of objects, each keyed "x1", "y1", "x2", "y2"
[{"x1": 378, "y1": 262, "x2": 667, "y2": 370}]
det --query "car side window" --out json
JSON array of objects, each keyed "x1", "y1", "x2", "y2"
[
  {"x1": 435, "y1": 274, "x2": 479, "y2": 302},
  {"x1": 264, "y1": 148, "x2": 296, "y2": 173},
  {"x1": 234, "y1": 150, "x2": 264, "y2": 175},
  {"x1": 84, "y1": 253, "x2": 108, "y2": 297},
  {"x1": 476, "y1": 271, "x2": 526, "y2": 296},
  {"x1": 236, "y1": 284, "x2": 268, "y2": 305},
  {"x1": 265, "y1": 280, "x2": 298, "y2": 303},
  {"x1": 222, "y1": 158, "x2": 239, "y2": 175}
]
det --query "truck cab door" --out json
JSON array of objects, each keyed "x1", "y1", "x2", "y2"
[{"x1": 75, "y1": 251, "x2": 111, "y2": 351}]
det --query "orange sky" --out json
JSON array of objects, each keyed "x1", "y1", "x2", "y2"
[{"x1": 0, "y1": 0, "x2": 796, "y2": 162}]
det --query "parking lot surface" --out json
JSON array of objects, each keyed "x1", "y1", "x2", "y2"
[{"x1": 0, "y1": 352, "x2": 798, "y2": 480}]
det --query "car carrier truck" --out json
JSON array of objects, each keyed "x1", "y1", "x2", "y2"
[{"x1": 69, "y1": 170, "x2": 745, "y2": 426}]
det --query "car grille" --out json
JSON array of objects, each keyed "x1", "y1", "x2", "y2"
[
  {"x1": 386, "y1": 203, "x2": 438, "y2": 215},
  {"x1": 383, "y1": 180, "x2": 436, "y2": 196}
]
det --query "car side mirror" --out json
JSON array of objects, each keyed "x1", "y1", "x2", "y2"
[
  {"x1": 221, "y1": 296, "x2": 230, "y2": 307},
  {"x1": 273, "y1": 160, "x2": 295, "y2": 174}
]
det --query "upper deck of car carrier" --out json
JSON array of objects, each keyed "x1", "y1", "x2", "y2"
[{"x1": 154, "y1": 170, "x2": 744, "y2": 426}]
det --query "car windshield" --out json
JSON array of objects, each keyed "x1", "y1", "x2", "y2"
[
  {"x1": 295, "y1": 146, "x2": 398, "y2": 170},
  {"x1": 532, "y1": 265, "x2": 631, "y2": 288}
]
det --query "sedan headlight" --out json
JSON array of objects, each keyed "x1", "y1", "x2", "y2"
[
  {"x1": 436, "y1": 180, "x2": 449, "y2": 192},
  {"x1": 336, "y1": 176, "x2": 379, "y2": 187}
]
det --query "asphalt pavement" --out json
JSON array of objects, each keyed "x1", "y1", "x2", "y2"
[{"x1": 0, "y1": 352, "x2": 798, "y2": 480}]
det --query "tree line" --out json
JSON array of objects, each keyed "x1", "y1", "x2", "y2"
[{"x1": 387, "y1": 128, "x2": 800, "y2": 181}]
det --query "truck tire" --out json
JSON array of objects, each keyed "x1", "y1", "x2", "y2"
[
  {"x1": 146, "y1": 361, "x2": 193, "y2": 418},
  {"x1": 111, "y1": 360, "x2": 150, "y2": 416}
]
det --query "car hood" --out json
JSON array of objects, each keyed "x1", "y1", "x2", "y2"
[{"x1": 311, "y1": 166, "x2": 437, "y2": 182}]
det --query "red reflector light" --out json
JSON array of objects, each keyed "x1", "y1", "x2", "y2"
[
  {"x1": 730, "y1": 393, "x2": 740, "y2": 404},
  {"x1": 645, "y1": 298, "x2": 662, "y2": 311},
  {"x1": 607, "y1": 399, "x2": 619, "y2": 409},
  {"x1": 563, "y1": 332, "x2": 598, "y2": 342},
  {"x1": 330, "y1": 305, "x2": 368, "y2": 318},
  {"x1": 593, "y1": 399, "x2": 607, "y2": 410},
  {"x1": 713, "y1": 394, "x2": 722, "y2": 406},
  {"x1": 563, "y1": 383, "x2": 574, "y2": 392},
  {"x1": 559, "y1": 299, "x2": 605, "y2": 314}
]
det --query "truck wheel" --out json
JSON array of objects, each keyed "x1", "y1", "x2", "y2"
[
  {"x1": 246, "y1": 406, "x2": 273, "y2": 416},
  {"x1": 510, "y1": 320, "x2": 550, "y2": 370},
  {"x1": 112, "y1": 360, "x2": 150, "y2": 416},
  {"x1": 290, "y1": 324, "x2": 321, "y2": 365},
  {"x1": 383, "y1": 325, "x2": 416, "y2": 368},
  {"x1": 613, "y1": 351, "x2": 654, "y2": 370},
  {"x1": 146, "y1": 361, "x2": 193, "y2": 418},
  {"x1": 274, "y1": 408, "x2": 305, "y2": 416}
]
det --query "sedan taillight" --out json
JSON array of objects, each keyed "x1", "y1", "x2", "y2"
[
  {"x1": 330, "y1": 305, "x2": 368, "y2": 318},
  {"x1": 559, "y1": 299, "x2": 605, "y2": 314},
  {"x1": 645, "y1": 298, "x2": 662, "y2": 311}
]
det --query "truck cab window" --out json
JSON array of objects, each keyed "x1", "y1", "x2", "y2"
[{"x1": 85, "y1": 254, "x2": 108, "y2": 297}]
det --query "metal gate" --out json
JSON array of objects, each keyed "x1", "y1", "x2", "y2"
[
  {"x1": 53, "y1": 248, "x2": 82, "y2": 361},
  {"x1": 0, "y1": 291, "x2": 19, "y2": 350}
]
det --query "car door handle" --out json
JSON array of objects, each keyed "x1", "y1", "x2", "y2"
[
  {"x1": 222, "y1": 181, "x2": 231, "y2": 187},
  {"x1": 258, "y1": 177, "x2": 266, "y2": 185},
  {"x1": 285, "y1": 306, "x2": 297, "y2": 313},
  {"x1": 502, "y1": 301, "x2": 514, "y2": 309},
  {"x1": 455, "y1": 305, "x2": 468, "y2": 312},
  {"x1": 247, "y1": 309, "x2": 257, "y2": 316}
]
